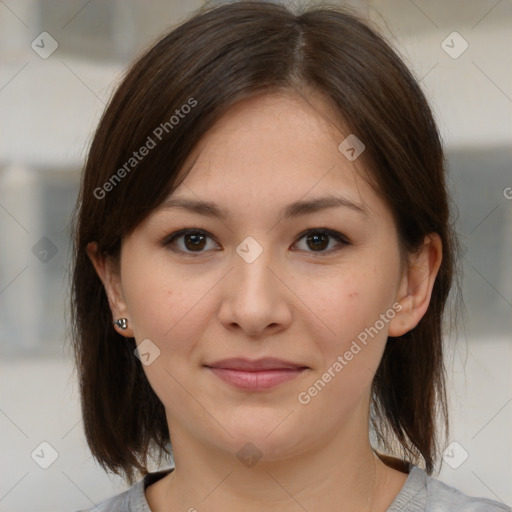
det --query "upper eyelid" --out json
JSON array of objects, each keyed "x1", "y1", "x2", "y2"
[{"x1": 165, "y1": 227, "x2": 347, "y2": 240}]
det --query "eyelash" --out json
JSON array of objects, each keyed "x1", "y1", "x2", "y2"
[{"x1": 160, "y1": 226, "x2": 351, "y2": 258}]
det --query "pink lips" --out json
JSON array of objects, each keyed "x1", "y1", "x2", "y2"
[{"x1": 204, "y1": 358, "x2": 308, "y2": 391}]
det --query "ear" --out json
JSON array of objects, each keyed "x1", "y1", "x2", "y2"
[
  {"x1": 388, "y1": 233, "x2": 442, "y2": 337},
  {"x1": 86, "y1": 241, "x2": 135, "y2": 338}
]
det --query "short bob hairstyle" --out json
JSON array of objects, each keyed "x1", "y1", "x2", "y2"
[{"x1": 71, "y1": 0, "x2": 457, "y2": 485}]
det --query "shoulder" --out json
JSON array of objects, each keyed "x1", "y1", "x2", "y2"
[
  {"x1": 71, "y1": 469, "x2": 173, "y2": 512},
  {"x1": 71, "y1": 483, "x2": 137, "y2": 512},
  {"x1": 424, "y1": 472, "x2": 510, "y2": 512},
  {"x1": 390, "y1": 465, "x2": 511, "y2": 512}
]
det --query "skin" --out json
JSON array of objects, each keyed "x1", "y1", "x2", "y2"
[{"x1": 88, "y1": 90, "x2": 442, "y2": 512}]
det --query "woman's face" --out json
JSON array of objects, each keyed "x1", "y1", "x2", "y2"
[{"x1": 102, "y1": 91, "x2": 414, "y2": 463}]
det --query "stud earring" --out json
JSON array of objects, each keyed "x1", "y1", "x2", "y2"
[{"x1": 113, "y1": 318, "x2": 128, "y2": 330}]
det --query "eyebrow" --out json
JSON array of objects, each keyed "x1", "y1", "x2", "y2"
[{"x1": 160, "y1": 194, "x2": 367, "y2": 220}]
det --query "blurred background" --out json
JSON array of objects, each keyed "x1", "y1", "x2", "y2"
[{"x1": 0, "y1": 0, "x2": 511, "y2": 510}]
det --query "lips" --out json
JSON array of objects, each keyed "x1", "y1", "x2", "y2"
[
  {"x1": 206, "y1": 357, "x2": 308, "y2": 371},
  {"x1": 204, "y1": 358, "x2": 309, "y2": 391}
]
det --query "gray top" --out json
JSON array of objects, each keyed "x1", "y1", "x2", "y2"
[{"x1": 75, "y1": 466, "x2": 511, "y2": 511}]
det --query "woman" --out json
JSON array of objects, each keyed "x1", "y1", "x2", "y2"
[{"x1": 71, "y1": 1, "x2": 510, "y2": 511}]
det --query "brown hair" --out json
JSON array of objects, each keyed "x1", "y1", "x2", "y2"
[{"x1": 71, "y1": 0, "x2": 457, "y2": 484}]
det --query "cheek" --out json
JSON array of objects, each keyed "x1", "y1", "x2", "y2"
[
  {"x1": 120, "y1": 251, "x2": 212, "y2": 354},
  {"x1": 298, "y1": 262, "x2": 397, "y2": 336},
  {"x1": 295, "y1": 260, "x2": 399, "y2": 381},
  {"x1": 120, "y1": 258, "x2": 213, "y2": 419},
  {"x1": 294, "y1": 277, "x2": 394, "y2": 419}
]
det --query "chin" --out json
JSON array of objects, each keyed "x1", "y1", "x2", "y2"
[{"x1": 211, "y1": 411, "x2": 307, "y2": 462}]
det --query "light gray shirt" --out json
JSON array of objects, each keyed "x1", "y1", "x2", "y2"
[{"x1": 75, "y1": 466, "x2": 511, "y2": 511}]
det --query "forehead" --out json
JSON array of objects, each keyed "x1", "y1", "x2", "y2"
[{"x1": 170, "y1": 91, "x2": 373, "y2": 207}]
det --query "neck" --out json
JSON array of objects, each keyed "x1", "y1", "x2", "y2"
[{"x1": 148, "y1": 421, "x2": 405, "y2": 512}]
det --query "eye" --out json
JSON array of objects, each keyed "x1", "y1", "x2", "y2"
[
  {"x1": 161, "y1": 227, "x2": 350, "y2": 257},
  {"x1": 162, "y1": 228, "x2": 219, "y2": 257},
  {"x1": 293, "y1": 228, "x2": 350, "y2": 256}
]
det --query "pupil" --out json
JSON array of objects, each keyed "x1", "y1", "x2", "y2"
[
  {"x1": 308, "y1": 233, "x2": 328, "y2": 251},
  {"x1": 185, "y1": 233, "x2": 206, "y2": 251}
]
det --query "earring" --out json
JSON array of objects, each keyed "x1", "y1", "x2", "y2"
[{"x1": 113, "y1": 318, "x2": 128, "y2": 330}]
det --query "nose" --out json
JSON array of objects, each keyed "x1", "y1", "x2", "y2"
[{"x1": 217, "y1": 241, "x2": 292, "y2": 338}]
